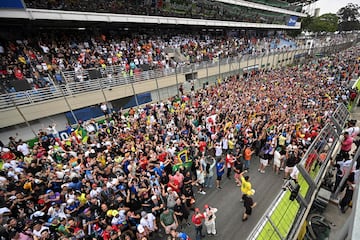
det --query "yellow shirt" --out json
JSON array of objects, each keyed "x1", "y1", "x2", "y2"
[{"x1": 240, "y1": 176, "x2": 252, "y2": 195}]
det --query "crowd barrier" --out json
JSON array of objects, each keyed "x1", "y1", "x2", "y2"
[{"x1": 247, "y1": 103, "x2": 350, "y2": 240}]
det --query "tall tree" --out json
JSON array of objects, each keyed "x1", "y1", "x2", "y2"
[
  {"x1": 309, "y1": 13, "x2": 338, "y2": 32},
  {"x1": 337, "y1": 3, "x2": 360, "y2": 31}
]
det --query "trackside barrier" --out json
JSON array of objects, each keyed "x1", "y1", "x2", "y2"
[{"x1": 247, "y1": 104, "x2": 350, "y2": 240}]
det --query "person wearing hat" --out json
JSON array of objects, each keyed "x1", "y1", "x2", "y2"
[
  {"x1": 191, "y1": 207, "x2": 205, "y2": 240},
  {"x1": 160, "y1": 206, "x2": 178, "y2": 235},
  {"x1": 203, "y1": 204, "x2": 218, "y2": 236}
]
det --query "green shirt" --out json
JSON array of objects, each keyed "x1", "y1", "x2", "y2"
[{"x1": 160, "y1": 209, "x2": 175, "y2": 226}]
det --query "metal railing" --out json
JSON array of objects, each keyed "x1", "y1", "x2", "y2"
[
  {"x1": 247, "y1": 104, "x2": 350, "y2": 240},
  {"x1": 0, "y1": 39, "x2": 358, "y2": 112}
]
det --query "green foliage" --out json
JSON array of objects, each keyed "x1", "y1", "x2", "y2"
[
  {"x1": 309, "y1": 13, "x2": 338, "y2": 32},
  {"x1": 337, "y1": 3, "x2": 360, "y2": 31}
]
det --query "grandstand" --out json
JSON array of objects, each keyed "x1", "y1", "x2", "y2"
[
  {"x1": 1, "y1": 1, "x2": 360, "y2": 240},
  {"x1": 0, "y1": 0, "x2": 314, "y2": 139}
]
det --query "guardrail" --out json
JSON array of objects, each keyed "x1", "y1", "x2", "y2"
[
  {"x1": 247, "y1": 103, "x2": 350, "y2": 240},
  {"x1": 0, "y1": 40, "x2": 357, "y2": 112}
]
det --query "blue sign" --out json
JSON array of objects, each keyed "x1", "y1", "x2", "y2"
[
  {"x1": 0, "y1": 0, "x2": 24, "y2": 8},
  {"x1": 288, "y1": 16, "x2": 298, "y2": 26}
]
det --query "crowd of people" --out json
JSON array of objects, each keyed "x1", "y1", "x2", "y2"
[
  {"x1": 0, "y1": 29, "x2": 299, "y2": 93},
  {"x1": 23, "y1": 0, "x2": 291, "y2": 25},
  {"x1": 0, "y1": 37, "x2": 359, "y2": 240}
]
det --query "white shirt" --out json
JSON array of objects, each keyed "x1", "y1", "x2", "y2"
[
  {"x1": 215, "y1": 145, "x2": 222, "y2": 157},
  {"x1": 100, "y1": 104, "x2": 107, "y2": 112},
  {"x1": 140, "y1": 213, "x2": 156, "y2": 231},
  {"x1": 204, "y1": 207, "x2": 218, "y2": 224},
  {"x1": 89, "y1": 187, "x2": 102, "y2": 198},
  {"x1": 17, "y1": 143, "x2": 30, "y2": 156}
]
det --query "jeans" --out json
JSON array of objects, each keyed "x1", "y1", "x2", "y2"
[
  {"x1": 205, "y1": 175, "x2": 213, "y2": 188},
  {"x1": 195, "y1": 225, "x2": 203, "y2": 240},
  {"x1": 244, "y1": 160, "x2": 250, "y2": 170}
]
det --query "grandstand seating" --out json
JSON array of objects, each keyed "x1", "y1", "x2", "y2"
[{"x1": 23, "y1": 0, "x2": 288, "y2": 25}]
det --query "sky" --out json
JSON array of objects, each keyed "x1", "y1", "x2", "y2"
[{"x1": 308, "y1": 0, "x2": 360, "y2": 16}]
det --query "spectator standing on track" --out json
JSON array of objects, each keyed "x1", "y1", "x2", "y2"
[
  {"x1": 192, "y1": 207, "x2": 205, "y2": 240},
  {"x1": 225, "y1": 152, "x2": 236, "y2": 179},
  {"x1": 243, "y1": 145, "x2": 254, "y2": 170},
  {"x1": 273, "y1": 147, "x2": 283, "y2": 175},
  {"x1": 203, "y1": 204, "x2": 218, "y2": 236},
  {"x1": 242, "y1": 194, "x2": 257, "y2": 221},
  {"x1": 240, "y1": 170, "x2": 255, "y2": 198},
  {"x1": 215, "y1": 158, "x2": 225, "y2": 189},
  {"x1": 233, "y1": 154, "x2": 244, "y2": 186},
  {"x1": 338, "y1": 132, "x2": 353, "y2": 161},
  {"x1": 204, "y1": 157, "x2": 216, "y2": 189},
  {"x1": 160, "y1": 207, "x2": 178, "y2": 235}
]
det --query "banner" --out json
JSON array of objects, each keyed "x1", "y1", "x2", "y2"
[
  {"x1": 0, "y1": 0, "x2": 24, "y2": 8},
  {"x1": 287, "y1": 16, "x2": 298, "y2": 26}
]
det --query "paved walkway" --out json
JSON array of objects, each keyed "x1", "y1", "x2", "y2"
[{"x1": 162, "y1": 158, "x2": 284, "y2": 240}]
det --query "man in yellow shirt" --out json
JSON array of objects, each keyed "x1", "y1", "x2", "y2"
[{"x1": 240, "y1": 170, "x2": 255, "y2": 197}]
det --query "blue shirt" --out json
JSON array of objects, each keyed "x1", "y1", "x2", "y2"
[
  {"x1": 178, "y1": 232, "x2": 190, "y2": 240},
  {"x1": 216, "y1": 162, "x2": 225, "y2": 176}
]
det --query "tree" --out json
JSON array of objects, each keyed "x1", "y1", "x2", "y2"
[
  {"x1": 337, "y1": 3, "x2": 360, "y2": 31},
  {"x1": 308, "y1": 13, "x2": 338, "y2": 32}
]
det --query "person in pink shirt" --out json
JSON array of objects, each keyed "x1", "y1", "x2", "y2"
[
  {"x1": 339, "y1": 132, "x2": 353, "y2": 161},
  {"x1": 173, "y1": 170, "x2": 185, "y2": 189}
]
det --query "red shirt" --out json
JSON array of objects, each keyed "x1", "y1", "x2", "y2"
[
  {"x1": 199, "y1": 141, "x2": 207, "y2": 152},
  {"x1": 192, "y1": 213, "x2": 205, "y2": 226},
  {"x1": 341, "y1": 136, "x2": 353, "y2": 152}
]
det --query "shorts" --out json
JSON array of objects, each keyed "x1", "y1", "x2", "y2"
[
  {"x1": 164, "y1": 222, "x2": 177, "y2": 234},
  {"x1": 245, "y1": 206, "x2": 252, "y2": 215},
  {"x1": 217, "y1": 175, "x2": 222, "y2": 181},
  {"x1": 273, "y1": 159, "x2": 281, "y2": 168},
  {"x1": 260, "y1": 158, "x2": 268, "y2": 166},
  {"x1": 285, "y1": 166, "x2": 294, "y2": 173}
]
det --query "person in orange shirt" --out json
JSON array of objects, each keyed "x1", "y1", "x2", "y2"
[{"x1": 243, "y1": 145, "x2": 254, "y2": 170}]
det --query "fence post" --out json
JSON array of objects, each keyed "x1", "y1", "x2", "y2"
[
  {"x1": 155, "y1": 75, "x2": 161, "y2": 101},
  {"x1": 175, "y1": 64, "x2": 180, "y2": 97},
  {"x1": 130, "y1": 82, "x2": 139, "y2": 107},
  {"x1": 6, "y1": 91, "x2": 37, "y2": 137},
  {"x1": 59, "y1": 86, "x2": 79, "y2": 124}
]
